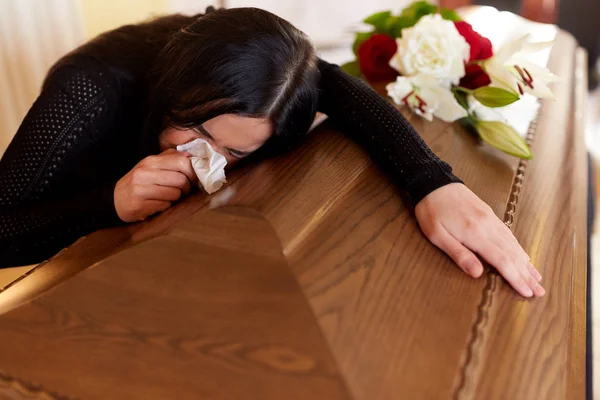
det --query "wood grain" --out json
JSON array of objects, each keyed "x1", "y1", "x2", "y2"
[
  {"x1": 468, "y1": 23, "x2": 586, "y2": 400},
  {"x1": 0, "y1": 207, "x2": 352, "y2": 400},
  {"x1": 458, "y1": 34, "x2": 588, "y2": 400},
  {"x1": 0, "y1": 8, "x2": 587, "y2": 400}
]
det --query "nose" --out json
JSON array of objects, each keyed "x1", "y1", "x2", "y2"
[{"x1": 202, "y1": 140, "x2": 235, "y2": 167}]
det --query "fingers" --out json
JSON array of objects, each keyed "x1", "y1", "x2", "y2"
[
  {"x1": 498, "y1": 223, "x2": 544, "y2": 283},
  {"x1": 134, "y1": 185, "x2": 183, "y2": 202},
  {"x1": 428, "y1": 226, "x2": 484, "y2": 279},
  {"x1": 141, "y1": 151, "x2": 198, "y2": 184},
  {"x1": 529, "y1": 262, "x2": 542, "y2": 282},
  {"x1": 477, "y1": 242, "x2": 532, "y2": 297},
  {"x1": 518, "y1": 263, "x2": 545, "y2": 297},
  {"x1": 490, "y1": 223, "x2": 545, "y2": 294},
  {"x1": 445, "y1": 222, "x2": 545, "y2": 297},
  {"x1": 132, "y1": 169, "x2": 192, "y2": 195},
  {"x1": 138, "y1": 200, "x2": 172, "y2": 220},
  {"x1": 470, "y1": 240, "x2": 544, "y2": 298},
  {"x1": 414, "y1": 183, "x2": 546, "y2": 298},
  {"x1": 448, "y1": 212, "x2": 545, "y2": 297}
]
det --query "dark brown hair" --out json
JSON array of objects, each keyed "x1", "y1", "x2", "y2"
[
  {"x1": 51, "y1": 7, "x2": 320, "y2": 157},
  {"x1": 145, "y1": 7, "x2": 320, "y2": 156}
]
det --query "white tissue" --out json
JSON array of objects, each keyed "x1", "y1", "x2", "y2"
[{"x1": 176, "y1": 138, "x2": 227, "y2": 194}]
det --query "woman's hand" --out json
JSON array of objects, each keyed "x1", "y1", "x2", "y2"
[
  {"x1": 415, "y1": 183, "x2": 544, "y2": 298},
  {"x1": 114, "y1": 149, "x2": 198, "y2": 222}
]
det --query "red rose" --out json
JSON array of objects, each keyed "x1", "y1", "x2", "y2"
[
  {"x1": 454, "y1": 21, "x2": 493, "y2": 61},
  {"x1": 460, "y1": 64, "x2": 492, "y2": 90},
  {"x1": 454, "y1": 21, "x2": 493, "y2": 89},
  {"x1": 357, "y1": 34, "x2": 399, "y2": 82}
]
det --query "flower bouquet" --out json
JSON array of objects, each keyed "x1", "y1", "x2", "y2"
[{"x1": 341, "y1": 1, "x2": 560, "y2": 158}]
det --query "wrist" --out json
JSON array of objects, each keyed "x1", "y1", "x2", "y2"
[{"x1": 407, "y1": 167, "x2": 463, "y2": 206}]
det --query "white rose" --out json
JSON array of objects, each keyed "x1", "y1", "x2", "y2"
[
  {"x1": 389, "y1": 14, "x2": 470, "y2": 85},
  {"x1": 386, "y1": 74, "x2": 468, "y2": 122}
]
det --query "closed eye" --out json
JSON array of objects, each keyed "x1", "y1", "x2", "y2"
[
  {"x1": 194, "y1": 124, "x2": 251, "y2": 159},
  {"x1": 226, "y1": 148, "x2": 251, "y2": 159}
]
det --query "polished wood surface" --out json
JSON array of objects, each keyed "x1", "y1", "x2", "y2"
[
  {"x1": 454, "y1": 35, "x2": 588, "y2": 400},
  {"x1": 0, "y1": 9, "x2": 588, "y2": 400},
  {"x1": 0, "y1": 207, "x2": 351, "y2": 400}
]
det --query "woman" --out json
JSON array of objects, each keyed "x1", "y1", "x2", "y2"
[{"x1": 0, "y1": 7, "x2": 544, "y2": 297}]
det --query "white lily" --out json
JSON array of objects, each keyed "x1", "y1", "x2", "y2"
[
  {"x1": 483, "y1": 34, "x2": 560, "y2": 99},
  {"x1": 386, "y1": 74, "x2": 468, "y2": 122}
]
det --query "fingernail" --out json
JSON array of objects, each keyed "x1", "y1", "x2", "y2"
[
  {"x1": 529, "y1": 263, "x2": 542, "y2": 282},
  {"x1": 535, "y1": 285, "x2": 546, "y2": 297},
  {"x1": 523, "y1": 287, "x2": 533, "y2": 297},
  {"x1": 471, "y1": 267, "x2": 483, "y2": 279}
]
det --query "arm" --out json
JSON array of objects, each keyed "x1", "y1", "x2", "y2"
[
  {"x1": 316, "y1": 58, "x2": 462, "y2": 205},
  {"x1": 0, "y1": 184, "x2": 121, "y2": 268},
  {"x1": 0, "y1": 59, "x2": 126, "y2": 268},
  {"x1": 317, "y1": 58, "x2": 545, "y2": 298}
]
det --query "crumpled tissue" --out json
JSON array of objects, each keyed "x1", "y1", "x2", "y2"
[{"x1": 176, "y1": 138, "x2": 227, "y2": 194}]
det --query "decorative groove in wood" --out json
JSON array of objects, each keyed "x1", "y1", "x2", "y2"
[
  {"x1": 0, "y1": 257, "x2": 55, "y2": 293},
  {"x1": 452, "y1": 93, "x2": 542, "y2": 400},
  {"x1": 466, "y1": 31, "x2": 584, "y2": 400},
  {"x1": 452, "y1": 272, "x2": 499, "y2": 400},
  {"x1": 0, "y1": 370, "x2": 74, "y2": 400},
  {"x1": 503, "y1": 117, "x2": 539, "y2": 229}
]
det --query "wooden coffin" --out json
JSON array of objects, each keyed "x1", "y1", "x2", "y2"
[{"x1": 0, "y1": 7, "x2": 589, "y2": 400}]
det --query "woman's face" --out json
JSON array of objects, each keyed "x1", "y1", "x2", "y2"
[{"x1": 159, "y1": 114, "x2": 273, "y2": 167}]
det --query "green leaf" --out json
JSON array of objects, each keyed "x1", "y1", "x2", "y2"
[
  {"x1": 340, "y1": 60, "x2": 362, "y2": 78},
  {"x1": 352, "y1": 31, "x2": 374, "y2": 55},
  {"x1": 472, "y1": 86, "x2": 520, "y2": 107},
  {"x1": 386, "y1": 15, "x2": 415, "y2": 37},
  {"x1": 439, "y1": 8, "x2": 462, "y2": 21},
  {"x1": 363, "y1": 11, "x2": 393, "y2": 32},
  {"x1": 400, "y1": 1, "x2": 437, "y2": 21},
  {"x1": 384, "y1": 2, "x2": 437, "y2": 37},
  {"x1": 475, "y1": 120, "x2": 532, "y2": 159},
  {"x1": 451, "y1": 87, "x2": 470, "y2": 110}
]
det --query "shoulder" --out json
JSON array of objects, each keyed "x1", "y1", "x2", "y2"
[
  {"x1": 317, "y1": 57, "x2": 336, "y2": 71},
  {"x1": 44, "y1": 54, "x2": 120, "y2": 89},
  {"x1": 41, "y1": 55, "x2": 124, "y2": 114}
]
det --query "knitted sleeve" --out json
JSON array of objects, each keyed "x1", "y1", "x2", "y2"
[
  {"x1": 317, "y1": 58, "x2": 462, "y2": 204},
  {"x1": 0, "y1": 60, "x2": 125, "y2": 268}
]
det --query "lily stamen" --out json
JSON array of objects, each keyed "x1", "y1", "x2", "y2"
[
  {"x1": 414, "y1": 94, "x2": 428, "y2": 113},
  {"x1": 401, "y1": 90, "x2": 415, "y2": 106},
  {"x1": 401, "y1": 91, "x2": 428, "y2": 114},
  {"x1": 514, "y1": 65, "x2": 534, "y2": 89}
]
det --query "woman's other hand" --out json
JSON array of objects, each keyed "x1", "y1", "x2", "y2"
[
  {"x1": 114, "y1": 149, "x2": 198, "y2": 222},
  {"x1": 415, "y1": 183, "x2": 544, "y2": 298}
]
